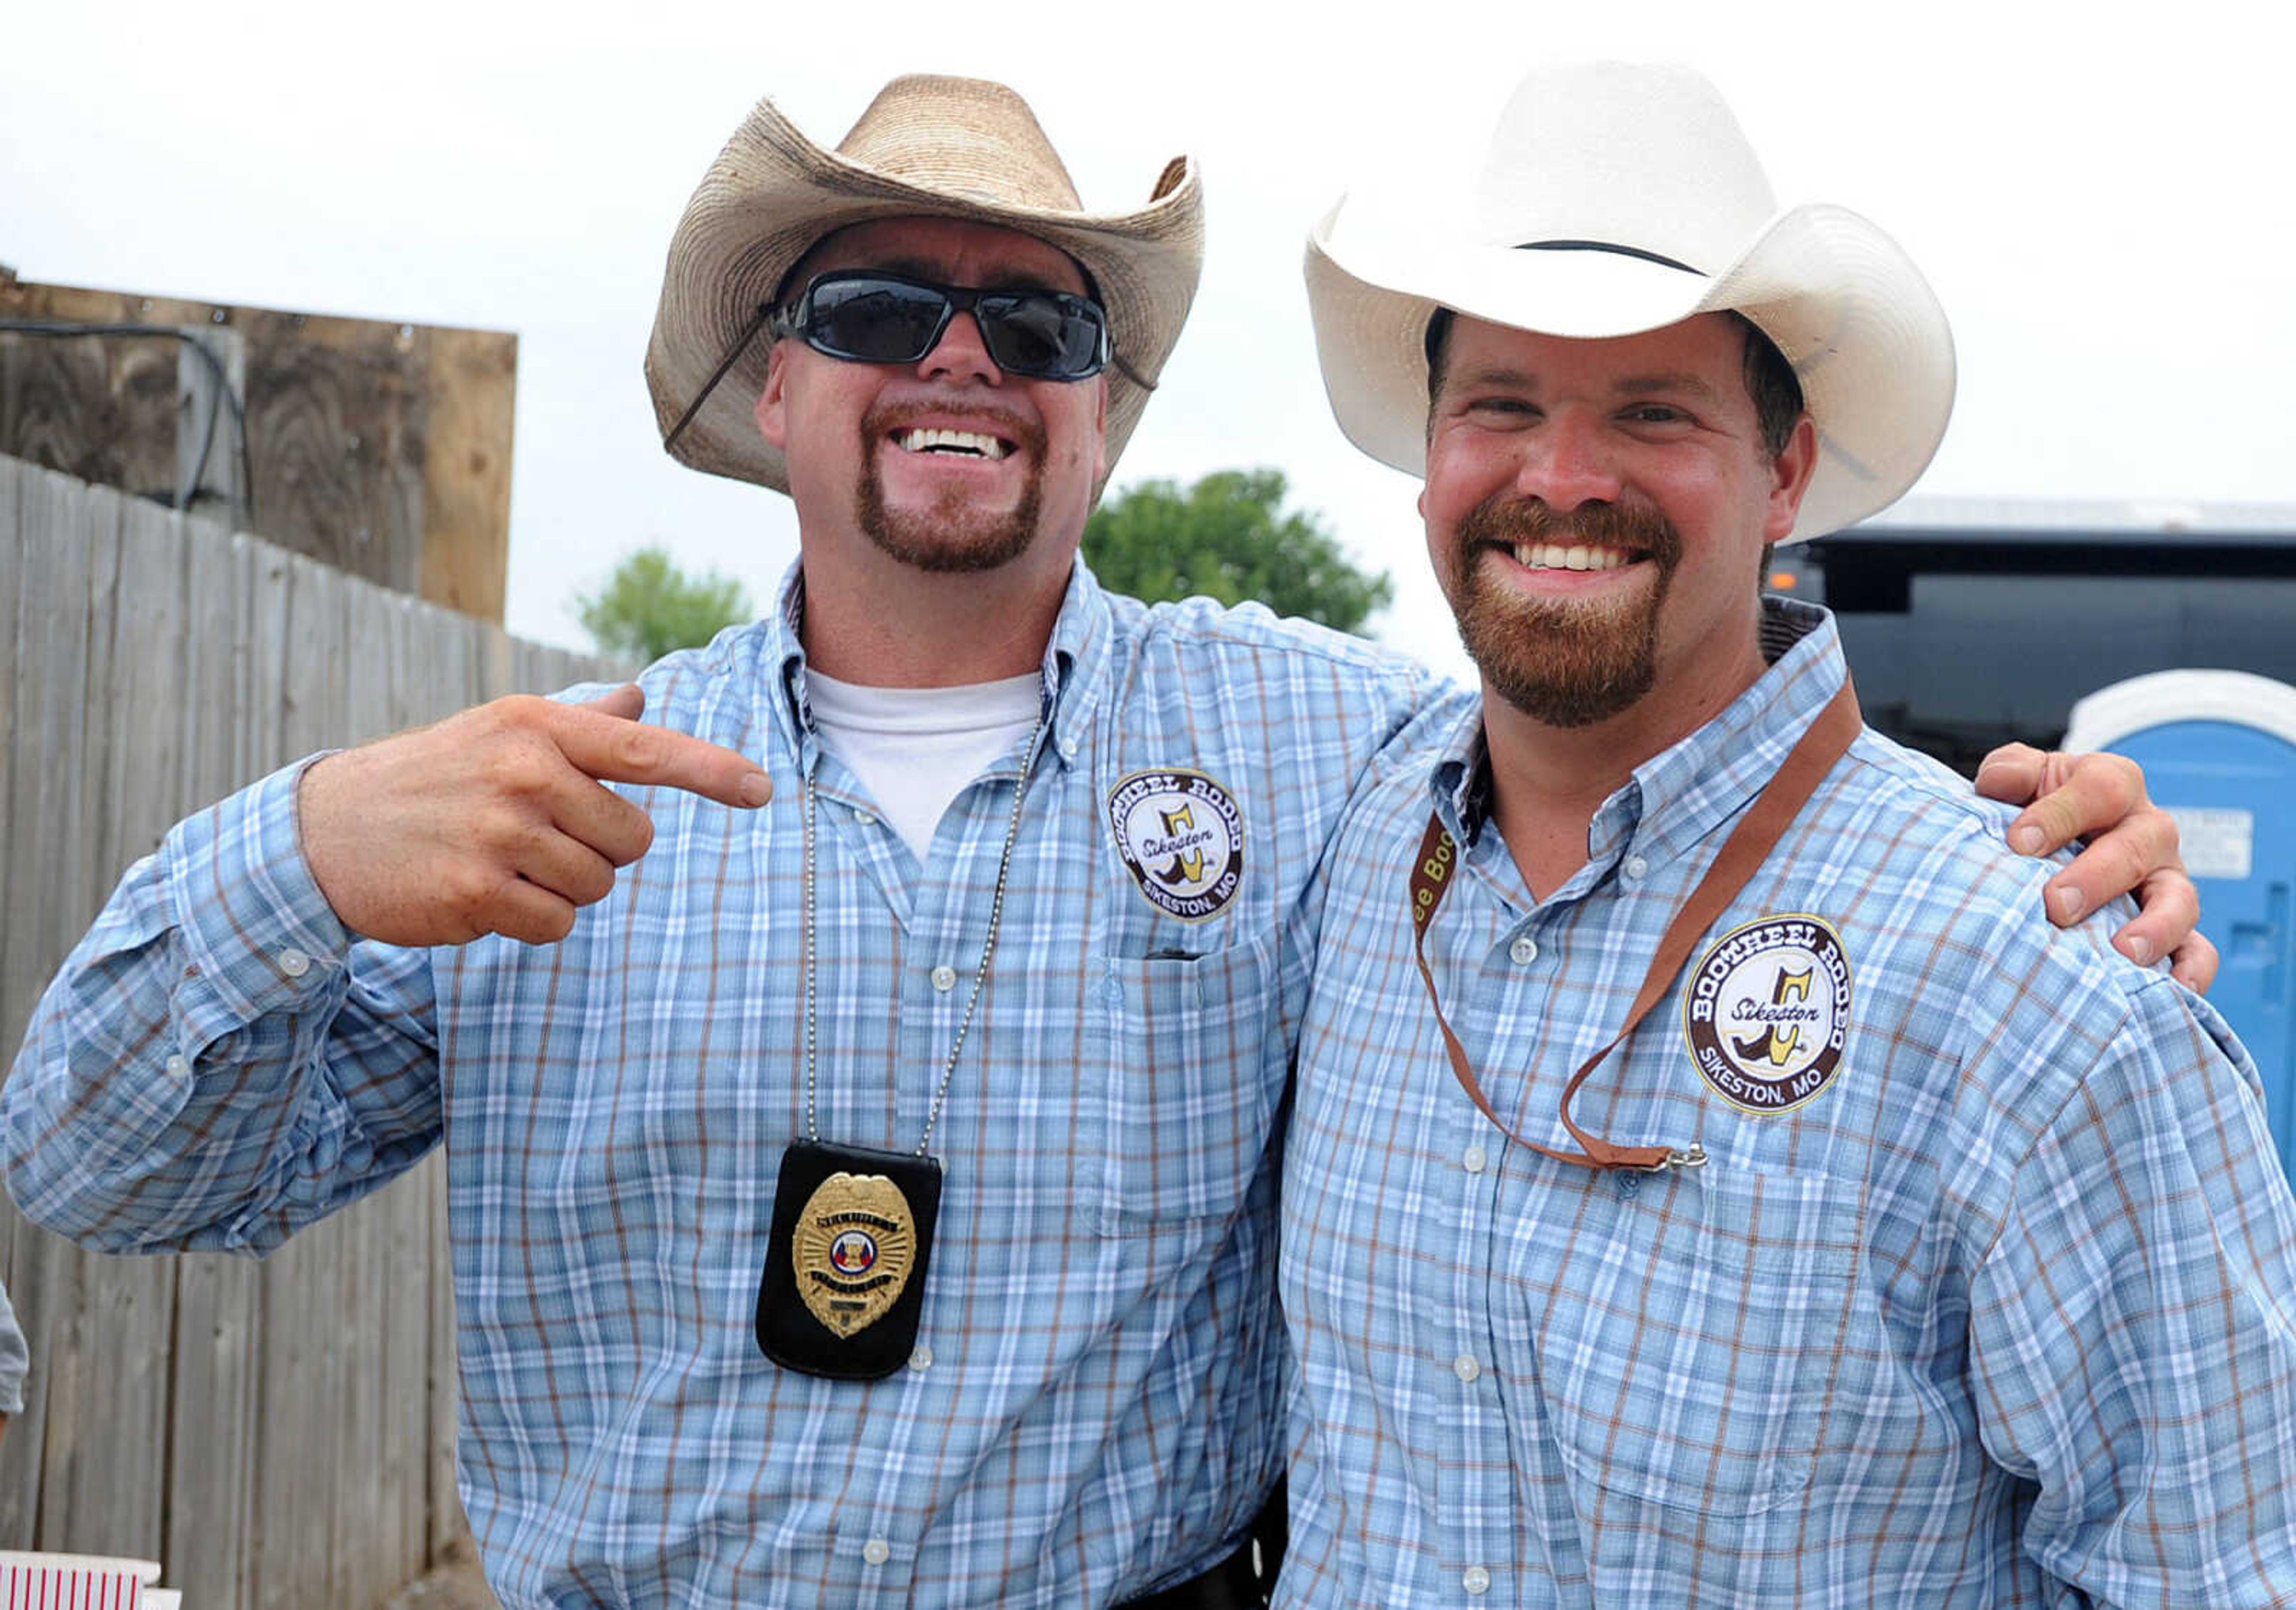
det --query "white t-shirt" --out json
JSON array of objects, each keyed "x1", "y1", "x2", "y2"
[{"x1": 803, "y1": 668, "x2": 1041, "y2": 863}]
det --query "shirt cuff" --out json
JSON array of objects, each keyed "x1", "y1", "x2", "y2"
[{"x1": 160, "y1": 754, "x2": 355, "y2": 1044}]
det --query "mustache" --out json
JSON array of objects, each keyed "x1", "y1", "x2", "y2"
[
  {"x1": 862, "y1": 397, "x2": 1046, "y2": 457},
  {"x1": 1454, "y1": 494, "x2": 1683, "y2": 566}
]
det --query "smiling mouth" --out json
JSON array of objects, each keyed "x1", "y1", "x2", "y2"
[
  {"x1": 894, "y1": 427, "x2": 1013, "y2": 462},
  {"x1": 1507, "y1": 541, "x2": 1643, "y2": 573}
]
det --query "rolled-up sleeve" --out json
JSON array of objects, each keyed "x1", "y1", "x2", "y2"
[{"x1": 3, "y1": 757, "x2": 444, "y2": 1255}]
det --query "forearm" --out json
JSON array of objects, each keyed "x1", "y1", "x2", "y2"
[{"x1": 3, "y1": 762, "x2": 444, "y2": 1254}]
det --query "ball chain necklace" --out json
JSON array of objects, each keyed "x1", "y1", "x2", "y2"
[{"x1": 756, "y1": 708, "x2": 1046, "y2": 1380}]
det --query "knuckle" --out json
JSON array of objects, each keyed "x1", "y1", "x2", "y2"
[
  {"x1": 444, "y1": 863, "x2": 500, "y2": 919},
  {"x1": 613, "y1": 725, "x2": 664, "y2": 775},
  {"x1": 2081, "y1": 751, "x2": 2142, "y2": 814},
  {"x1": 482, "y1": 695, "x2": 545, "y2": 739},
  {"x1": 2104, "y1": 751, "x2": 2147, "y2": 800},
  {"x1": 2107, "y1": 834, "x2": 2150, "y2": 892},
  {"x1": 2148, "y1": 808, "x2": 2182, "y2": 861}
]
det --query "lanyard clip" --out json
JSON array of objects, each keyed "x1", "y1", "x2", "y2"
[{"x1": 1643, "y1": 1144, "x2": 1708, "y2": 1174}]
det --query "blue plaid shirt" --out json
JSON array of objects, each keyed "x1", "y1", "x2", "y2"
[
  {"x1": 1279, "y1": 600, "x2": 2296, "y2": 1607},
  {"x1": 5, "y1": 561, "x2": 1437, "y2": 1609}
]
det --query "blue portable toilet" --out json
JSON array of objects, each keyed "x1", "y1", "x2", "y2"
[{"x1": 2066, "y1": 670, "x2": 2296, "y2": 1183}]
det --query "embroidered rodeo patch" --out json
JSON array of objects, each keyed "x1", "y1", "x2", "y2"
[
  {"x1": 1107, "y1": 768, "x2": 1245, "y2": 922},
  {"x1": 1683, "y1": 914, "x2": 1852, "y2": 1114}
]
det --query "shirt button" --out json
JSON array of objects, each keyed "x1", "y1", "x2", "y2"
[
  {"x1": 1058, "y1": 736, "x2": 1079, "y2": 759},
  {"x1": 1463, "y1": 1565, "x2": 1491, "y2": 1595},
  {"x1": 1624, "y1": 854, "x2": 1650, "y2": 881},
  {"x1": 853, "y1": 807, "x2": 878, "y2": 827},
  {"x1": 930, "y1": 965, "x2": 958, "y2": 992},
  {"x1": 862, "y1": 1538, "x2": 891, "y2": 1567},
  {"x1": 164, "y1": 1054, "x2": 190, "y2": 1079},
  {"x1": 1461, "y1": 1144, "x2": 1488, "y2": 1174},
  {"x1": 1453, "y1": 1354, "x2": 1481, "y2": 1383},
  {"x1": 1507, "y1": 936, "x2": 1538, "y2": 965},
  {"x1": 277, "y1": 948, "x2": 310, "y2": 977},
  {"x1": 909, "y1": 1344, "x2": 934, "y2": 1372}
]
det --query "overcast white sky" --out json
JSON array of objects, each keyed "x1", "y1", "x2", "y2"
[{"x1": 6, "y1": 0, "x2": 2292, "y2": 680}]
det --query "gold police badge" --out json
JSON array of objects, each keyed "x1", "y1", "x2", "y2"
[{"x1": 792, "y1": 1170, "x2": 920, "y2": 1338}]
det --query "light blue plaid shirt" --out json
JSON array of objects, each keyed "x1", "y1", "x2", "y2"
[
  {"x1": 5, "y1": 561, "x2": 1437, "y2": 1609},
  {"x1": 1279, "y1": 599, "x2": 2296, "y2": 1607}
]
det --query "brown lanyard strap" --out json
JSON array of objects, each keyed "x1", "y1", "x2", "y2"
[{"x1": 1407, "y1": 679, "x2": 1863, "y2": 1172}]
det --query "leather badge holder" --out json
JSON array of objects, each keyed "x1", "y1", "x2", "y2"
[{"x1": 758, "y1": 1140, "x2": 943, "y2": 1381}]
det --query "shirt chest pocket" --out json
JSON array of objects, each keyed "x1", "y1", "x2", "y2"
[
  {"x1": 1537, "y1": 1166, "x2": 1864, "y2": 1517},
  {"x1": 1092, "y1": 933, "x2": 1284, "y2": 1233}
]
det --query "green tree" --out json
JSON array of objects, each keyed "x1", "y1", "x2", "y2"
[
  {"x1": 1083, "y1": 469, "x2": 1393, "y2": 636},
  {"x1": 574, "y1": 546, "x2": 754, "y2": 663}
]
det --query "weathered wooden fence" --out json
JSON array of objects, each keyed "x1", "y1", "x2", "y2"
[{"x1": 0, "y1": 454, "x2": 626, "y2": 1608}]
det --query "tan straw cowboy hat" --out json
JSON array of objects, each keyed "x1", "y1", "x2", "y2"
[
  {"x1": 646, "y1": 74, "x2": 1204, "y2": 496},
  {"x1": 1305, "y1": 60, "x2": 1955, "y2": 540}
]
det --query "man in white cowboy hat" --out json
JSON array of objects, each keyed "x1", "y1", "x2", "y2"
[
  {"x1": 2, "y1": 71, "x2": 2207, "y2": 1610},
  {"x1": 1276, "y1": 60, "x2": 2296, "y2": 1605}
]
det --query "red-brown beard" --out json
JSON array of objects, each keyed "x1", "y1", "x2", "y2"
[
  {"x1": 1443, "y1": 494, "x2": 1684, "y2": 728},
  {"x1": 856, "y1": 399, "x2": 1048, "y2": 575}
]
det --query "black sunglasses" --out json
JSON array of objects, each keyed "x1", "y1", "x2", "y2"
[{"x1": 774, "y1": 270, "x2": 1112, "y2": 382}]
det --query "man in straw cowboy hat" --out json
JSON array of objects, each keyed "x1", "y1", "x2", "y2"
[
  {"x1": 4, "y1": 72, "x2": 2208, "y2": 1609},
  {"x1": 1276, "y1": 60, "x2": 2296, "y2": 1604}
]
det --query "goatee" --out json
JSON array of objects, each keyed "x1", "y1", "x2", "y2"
[
  {"x1": 1446, "y1": 495, "x2": 1684, "y2": 728},
  {"x1": 856, "y1": 399, "x2": 1048, "y2": 574}
]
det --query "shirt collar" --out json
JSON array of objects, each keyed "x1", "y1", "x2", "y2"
[
  {"x1": 1430, "y1": 596, "x2": 1847, "y2": 883},
  {"x1": 763, "y1": 555, "x2": 1115, "y2": 774}
]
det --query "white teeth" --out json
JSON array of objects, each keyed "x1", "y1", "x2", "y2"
[
  {"x1": 897, "y1": 427, "x2": 1009, "y2": 460},
  {"x1": 1512, "y1": 542, "x2": 1631, "y2": 572}
]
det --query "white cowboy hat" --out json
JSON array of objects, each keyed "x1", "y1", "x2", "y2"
[
  {"x1": 1303, "y1": 60, "x2": 1955, "y2": 540},
  {"x1": 646, "y1": 74, "x2": 1204, "y2": 496}
]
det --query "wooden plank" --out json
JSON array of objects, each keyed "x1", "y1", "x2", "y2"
[
  {"x1": 253, "y1": 1218, "x2": 339, "y2": 1610},
  {"x1": 36, "y1": 494, "x2": 185, "y2": 1559},
  {"x1": 162, "y1": 518, "x2": 262, "y2": 1610},
  {"x1": 102, "y1": 496, "x2": 190, "y2": 884},
  {"x1": 236, "y1": 518, "x2": 303, "y2": 1610},
  {"x1": 1, "y1": 463, "x2": 96, "y2": 1065},
  {"x1": 258, "y1": 553, "x2": 353, "y2": 1610},
  {"x1": 239, "y1": 532, "x2": 293, "y2": 782},
  {"x1": 380, "y1": 1161, "x2": 437, "y2": 1585},
  {"x1": 329, "y1": 575, "x2": 392, "y2": 1610},
  {"x1": 1, "y1": 462, "x2": 98, "y2": 1548},
  {"x1": 175, "y1": 328, "x2": 248, "y2": 528},
  {"x1": 45, "y1": 1251, "x2": 172, "y2": 1559},
  {"x1": 368, "y1": 589, "x2": 438, "y2": 1585},
  {"x1": 1, "y1": 279, "x2": 517, "y2": 623},
  {"x1": 0, "y1": 458, "x2": 43, "y2": 1545},
  {"x1": 166, "y1": 1250, "x2": 259, "y2": 1603},
  {"x1": 0, "y1": 325, "x2": 181, "y2": 503},
  {"x1": 5, "y1": 1212, "x2": 77, "y2": 1545},
  {"x1": 417, "y1": 328, "x2": 516, "y2": 625},
  {"x1": 29, "y1": 472, "x2": 108, "y2": 1557},
  {"x1": 426, "y1": 1151, "x2": 469, "y2": 1568},
  {"x1": 0, "y1": 459, "x2": 20, "y2": 977}
]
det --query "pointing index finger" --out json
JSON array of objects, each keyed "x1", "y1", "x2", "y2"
[{"x1": 549, "y1": 703, "x2": 772, "y2": 806}]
